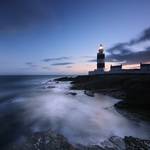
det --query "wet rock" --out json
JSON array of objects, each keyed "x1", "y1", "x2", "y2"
[
  {"x1": 47, "y1": 85, "x2": 55, "y2": 89},
  {"x1": 96, "y1": 89, "x2": 126, "y2": 100},
  {"x1": 55, "y1": 77, "x2": 75, "y2": 81},
  {"x1": 77, "y1": 144, "x2": 104, "y2": 150},
  {"x1": 124, "y1": 136, "x2": 150, "y2": 150},
  {"x1": 70, "y1": 74, "x2": 150, "y2": 111},
  {"x1": 8, "y1": 130, "x2": 75, "y2": 150},
  {"x1": 66, "y1": 92, "x2": 77, "y2": 96},
  {"x1": 101, "y1": 136, "x2": 125, "y2": 150},
  {"x1": 84, "y1": 90, "x2": 94, "y2": 97},
  {"x1": 7, "y1": 130, "x2": 150, "y2": 150}
]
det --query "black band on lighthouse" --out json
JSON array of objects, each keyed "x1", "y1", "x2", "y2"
[{"x1": 97, "y1": 44, "x2": 105, "y2": 70}]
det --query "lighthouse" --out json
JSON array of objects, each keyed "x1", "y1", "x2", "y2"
[
  {"x1": 88, "y1": 44, "x2": 105, "y2": 75},
  {"x1": 97, "y1": 44, "x2": 105, "y2": 71}
]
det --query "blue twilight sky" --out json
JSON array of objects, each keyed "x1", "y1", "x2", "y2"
[{"x1": 0, "y1": 0, "x2": 150, "y2": 75}]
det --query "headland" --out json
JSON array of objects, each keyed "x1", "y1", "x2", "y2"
[{"x1": 55, "y1": 73, "x2": 150, "y2": 120}]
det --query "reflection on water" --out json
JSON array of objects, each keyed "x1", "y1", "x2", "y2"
[{"x1": 0, "y1": 76, "x2": 150, "y2": 148}]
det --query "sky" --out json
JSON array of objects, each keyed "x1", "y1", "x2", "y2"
[{"x1": 0, "y1": 0, "x2": 150, "y2": 75}]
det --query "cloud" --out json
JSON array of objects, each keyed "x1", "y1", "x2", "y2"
[
  {"x1": 129, "y1": 27, "x2": 150, "y2": 45},
  {"x1": 88, "y1": 59, "x2": 97, "y2": 62},
  {"x1": 51, "y1": 62, "x2": 74, "y2": 66},
  {"x1": 105, "y1": 27, "x2": 150, "y2": 64},
  {"x1": 66, "y1": 66, "x2": 72, "y2": 68},
  {"x1": 26, "y1": 62, "x2": 37, "y2": 67},
  {"x1": 87, "y1": 57, "x2": 126, "y2": 63},
  {"x1": 42, "y1": 66, "x2": 51, "y2": 70},
  {"x1": 107, "y1": 27, "x2": 150, "y2": 55},
  {"x1": 43, "y1": 57, "x2": 70, "y2": 62},
  {"x1": 26, "y1": 62, "x2": 33, "y2": 65},
  {"x1": 145, "y1": 46, "x2": 150, "y2": 51},
  {"x1": 107, "y1": 49, "x2": 150, "y2": 64},
  {"x1": 88, "y1": 47, "x2": 150, "y2": 64},
  {"x1": 81, "y1": 56, "x2": 95, "y2": 58},
  {"x1": 107, "y1": 43, "x2": 131, "y2": 55}
]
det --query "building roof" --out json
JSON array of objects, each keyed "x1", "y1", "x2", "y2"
[
  {"x1": 111, "y1": 65, "x2": 122, "y2": 68},
  {"x1": 141, "y1": 63, "x2": 150, "y2": 67}
]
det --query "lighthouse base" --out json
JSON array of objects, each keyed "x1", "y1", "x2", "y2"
[{"x1": 88, "y1": 68, "x2": 105, "y2": 75}]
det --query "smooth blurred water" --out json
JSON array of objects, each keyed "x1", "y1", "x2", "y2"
[
  {"x1": 0, "y1": 75, "x2": 59, "y2": 148},
  {"x1": 0, "y1": 75, "x2": 150, "y2": 149}
]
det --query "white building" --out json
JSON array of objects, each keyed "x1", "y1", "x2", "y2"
[{"x1": 109, "y1": 65, "x2": 122, "y2": 74}]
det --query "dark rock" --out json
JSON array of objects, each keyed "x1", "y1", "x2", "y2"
[
  {"x1": 6, "y1": 130, "x2": 150, "y2": 150},
  {"x1": 69, "y1": 74, "x2": 150, "y2": 119},
  {"x1": 124, "y1": 136, "x2": 150, "y2": 150},
  {"x1": 95, "y1": 89, "x2": 126, "y2": 100},
  {"x1": 101, "y1": 136, "x2": 125, "y2": 150},
  {"x1": 8, "y1": 130, "x2": 75, "y2": 150},
  {"x1": 84, "y1": 90, "x2": 94, "y2": 97},
  {"x1": 66, "y1": 92, "x2": 77, "y2": 96},
  {"x1": 47, "y1": 85, "x2": 55, "y2": 89},
  {"x1": 55, "y1": 77, "x2": 75, "y2": 81},
  {"x1": 77, "y1": 144, "x2": 104, "y2": 150}
]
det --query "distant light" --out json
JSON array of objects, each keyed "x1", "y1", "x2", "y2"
[
  {"x1": 99, "y1": 44, "x2": 104, "y2": 52},
  {"x1": 99, "y1": 44, "x2": 104, "y2": 50}
]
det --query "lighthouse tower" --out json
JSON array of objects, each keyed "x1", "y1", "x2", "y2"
[
  {"x1": 97, "y1": 44, "x2": 105, "y2": 71},
  {"x1": 88, "y1": 44, "x2": 105, "y2": 75}
]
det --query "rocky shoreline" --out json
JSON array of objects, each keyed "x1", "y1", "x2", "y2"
[
  {"x1": 7, "y1": 130, "x2": 150, "y2": 150},
  {"x1": 55, "y1": 74, "x2": 150, "y2": 120},
  {"x1": 6, "y1": 75, "x2": 150, "y2": 150}
]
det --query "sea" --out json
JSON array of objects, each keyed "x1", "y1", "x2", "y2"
[{"x1": 0, "y1": 75, "x2": 150, "y2": 149}]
